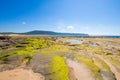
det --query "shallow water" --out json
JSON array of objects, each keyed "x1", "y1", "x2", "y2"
[
  {"x1": 69, "y1": 40, "x2": 83, "y2": 44},
  {"x1": 89, "y1": 43, "x2": 98, "y2": 46}
]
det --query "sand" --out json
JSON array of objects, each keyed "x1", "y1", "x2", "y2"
[
  {"x1": 67, "y1": 59, "x2": 95, "y2": 80},
  {"x1": 0, "y1": 68, "x2": 45, "y2": 80}
]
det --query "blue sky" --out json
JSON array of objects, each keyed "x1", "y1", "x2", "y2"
[{"x1": 0, "y1": 0, "x2": 120, "y2": 35}]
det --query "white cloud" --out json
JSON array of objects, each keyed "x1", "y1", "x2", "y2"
[
  {"x1": 22, "y1": 22, "x2": 26, "y2": 25},
  {"x1": 55, "y1": 21, "x2": 78, "y2": 33},
  {"x1": 84, "y1": 26, "x2": 89, "y2": 30},
  {"x1": 57, "y1": 25, "x2": 75, "y2": 33},
  {"x1": 67, "y1": 26, "x2": 74, "y2": 30}
]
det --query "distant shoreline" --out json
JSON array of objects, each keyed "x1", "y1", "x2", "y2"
[{"x1": 0, "y1": 34, "x2": 120, "y2": 38}]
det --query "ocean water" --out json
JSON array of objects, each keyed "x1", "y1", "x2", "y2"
[
  {"x1": 104, "y1": 36, "x2": 120, "y2": 38},
  {"x1": 23, "y1": 34, "x2": 120, "y2": 38},
  {"x1": 48, "y1": 35, "x2": 120, "y2": 38}
]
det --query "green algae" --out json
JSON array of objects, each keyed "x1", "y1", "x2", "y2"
[
  {"x1": 51, "y1": 56, "x2": 70, "y2": 80},
  {"x1": 79, "y1": 44, "x2": 107, "y2": 55},
  {"x1": 40, "y1": 45, "x2": 69, "y2": 54},
  {"x1": 93, "y1": 57, "x2": 110, "y2": 71},
  {"x1": 107, "y1": 55, "x2": 120, "y2": 68},
  {"x1": 0, "y1": 39, "x2": 52, "y2": 60}
]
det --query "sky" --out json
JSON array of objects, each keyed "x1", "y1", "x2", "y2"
[{"x1": 0, "y1": 0, "x2": 120, "y2": 35}]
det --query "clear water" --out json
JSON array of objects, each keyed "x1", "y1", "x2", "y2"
[
  {"x1": 89, "y1": 43, "x2": 98, "y2": 46},
  {"x1": 69, "y1": 40, "x2": 83, "y2": 44}
]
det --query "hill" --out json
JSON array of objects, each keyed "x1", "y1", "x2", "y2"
[
  {"x1": 0, "y1": 30, "x2": 89, "y2": 36},
  {"x1": 23, "y1": 30, "x2": 89, "y2": 36}
]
